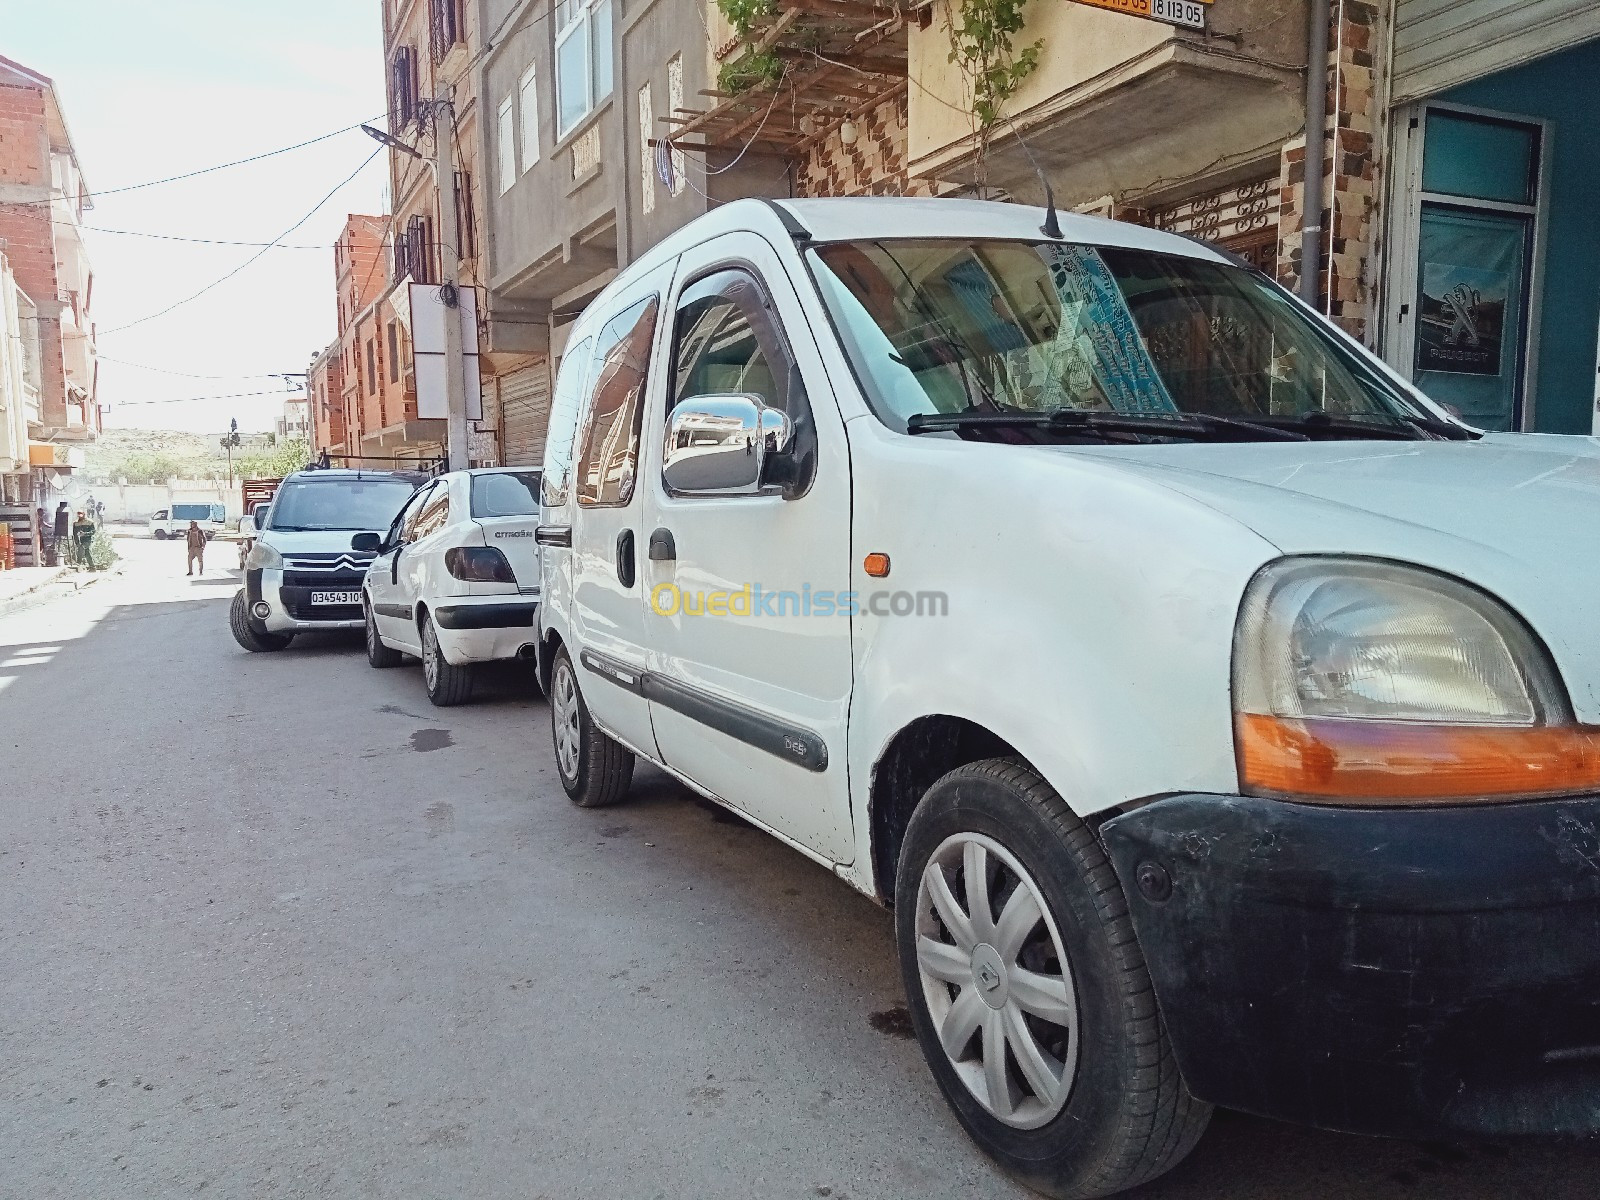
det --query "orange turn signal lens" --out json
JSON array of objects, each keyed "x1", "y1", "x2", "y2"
[
  {"x1": 863, "y1": 552, "x2": 891, "y2": 578},
  {"x1": 1236, "y1": 712, "x2": 1600, "y2": 805}
]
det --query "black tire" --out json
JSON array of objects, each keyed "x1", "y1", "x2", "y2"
[
  {"x1": 364, "y1": 599, "x2": 402, "y2": 669},
  {"x1": 153, "y1": 528, "x2": 168, "y2": 541},
  {"x1": 421, "y1": 612, "x2": 473, "y2": 706},
  {"x1": 895, "y1": 758, "x2": 1211, "y2": 1200},
  {"x1": 229, "y1": 590, "x2": 293, "y2": 653},
  {"x1": 549, "y1": 646, "x2": 633, "y2": 808}
]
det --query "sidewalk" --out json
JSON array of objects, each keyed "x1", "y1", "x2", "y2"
[{"x1": 0, "y1": 566, "x2": 70, "y2": 613}]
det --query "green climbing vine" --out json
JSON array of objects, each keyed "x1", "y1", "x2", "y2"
[
  {"x1": 944, "y1": 0, "x2": 1041, "y2": 186},
  {"x1": 714, "y1": 0, "x2": 785, "y2": 95}
]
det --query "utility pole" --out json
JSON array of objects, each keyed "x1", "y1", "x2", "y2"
[
  {"x1": 431, "y1": 99, "x2": 470, "y2": 472},
  {"x1": 364, "y1": 103, "x2": 471, "y2": 472},
  {"x1": 221, "y1": 418, "x2": 241, "y2": 490}
]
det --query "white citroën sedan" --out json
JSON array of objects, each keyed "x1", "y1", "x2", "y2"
[
  {"x1": 532, "y1": 197, "x2": 1600, "y2": 1197},
  {"x1": 356, "y1": 467, "x2": 542, "y2": 706}
]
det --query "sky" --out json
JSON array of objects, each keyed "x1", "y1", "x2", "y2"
[{"x1": 7, "y1": 0, "x2": 392, "y2": 433}]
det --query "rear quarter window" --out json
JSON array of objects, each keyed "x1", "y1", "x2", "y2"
[{"x1": 542, "y1": 337, "x2": 593, "y2": 507}]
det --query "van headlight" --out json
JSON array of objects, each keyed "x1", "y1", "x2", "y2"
[
  {"x1": 245, "y1": 541, "x2": 283, "y2": 571},
  {"x1": 1233, "y1": 558, "x2": 1600, "y2": 803}
]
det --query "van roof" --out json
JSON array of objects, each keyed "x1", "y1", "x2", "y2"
[{"x1": 578, "y1": 197, "x2": 1230, "y2": 338}]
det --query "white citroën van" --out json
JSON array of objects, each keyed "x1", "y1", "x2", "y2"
[{"x1": 535, "y1": 198, "x2": 1600, "y2": 1197}]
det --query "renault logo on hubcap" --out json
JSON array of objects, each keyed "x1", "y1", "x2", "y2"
[{"x1": 971, "y1": 944, "x2": 1009, "y2": 1009}]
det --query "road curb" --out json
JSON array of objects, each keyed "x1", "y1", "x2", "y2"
[{"x1": 0, "y1": 564, "x2": 118, "y2": 619}]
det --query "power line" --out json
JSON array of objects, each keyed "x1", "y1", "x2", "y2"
[
  {"x1": 7, "y1": 115, "x2": 386, "y2": 207},
  {"x1": 101, "y1": 146, "x2": 384, "y2": 336},
  {"x1": 97, "y1": 355, "x2": 293, "y2": 380},
  {"x1": 75, "y1": 224, "x2": 329, "y2": 250},
  {"x1": 112, "y1": 388, "x2": 296, "y2": 408}
]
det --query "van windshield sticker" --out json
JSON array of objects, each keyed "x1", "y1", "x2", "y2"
[{"x1": 1040, "y1": 244, "x2": 1177, "y2": 415}]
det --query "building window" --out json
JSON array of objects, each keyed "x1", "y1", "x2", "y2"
[
  {"x1": 518, "y1": 64, "x2": 541, "y2": 171},
  {"x1": 397, "y1": 214, "x2": 435, "y2": 284},
  {"x1": 555, "y1": 0, "x2": 613, "y2": 139},
  {"x1": 428, "y1": 0, "x2": 464, "y2": 65},
  {"x1": 390, "y1": 46, "x2": 419, "y2": 129},
  {"x1": 498, "y1": 95, "x2": 517, "y2": 194},
  {"x1": 637, "y1": 84, "x2": 655, "y2": 215},
  {"x1": 387, "y1": 322, "x2": 401, "y2": 383},
  {"x1": 366, "y1": 338, "x2": 377, "y2": 394},
  {"x1": 667, "y1": 55, "x2": 686, "y2": 196}
]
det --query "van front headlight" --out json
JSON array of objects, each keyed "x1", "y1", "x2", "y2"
[
  {"x1": 245, "y1": 540, "x2": 283, "y2": 571},
  {"x1": 1233, "y1": 558, "x2": 1600, "y2": 803}
]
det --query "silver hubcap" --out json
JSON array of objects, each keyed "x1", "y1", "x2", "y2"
[
  {"x1": 423, "y1": 622, "x2": 438, "y2": 689},
  {"x1": 551, "y1": 661, "x2": 580, "y2": 782},
  {"x1": 915, "y1": 832, "x2": 1079, "y2": 1129}
]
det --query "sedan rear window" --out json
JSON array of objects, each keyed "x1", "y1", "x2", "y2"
[{"x1": 471, "y1": 471, "x2": 542, "y2": 518}]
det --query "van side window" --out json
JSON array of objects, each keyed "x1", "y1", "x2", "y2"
[
  {"x1": 542, "y1": 337, "x2": 592, "y2": 507},
  {"x1": 575, "y1": 295, "x2": 661, "y2": 507},
  {"x1": 671, "y1": 269, "x2": 798, "y2": 415}
]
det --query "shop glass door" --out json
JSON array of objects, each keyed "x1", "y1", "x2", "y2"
[{"x1": 1410, "y1": 108, "x2": 1543, "y2": 431}]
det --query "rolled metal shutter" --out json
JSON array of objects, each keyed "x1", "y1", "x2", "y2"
[
  {"x1": 499, "y1": 363, "x2": 551, "y2": 467},
  {"x1": 1392, "y1": 0, "x2": 1600, "y2": 104}
]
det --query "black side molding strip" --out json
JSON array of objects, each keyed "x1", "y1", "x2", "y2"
[
  {"x1": 374, "y1": 602, "x2": 413, "y2": 620},
  {"x1": 578, "y1": 648, "x2": 827, "y2": 772},
  {"x1": 535, "y1": 525, "x2": 573, "y2": 547}
]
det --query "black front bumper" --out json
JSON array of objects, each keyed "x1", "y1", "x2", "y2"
[{"x1": 1100, "y1": 793, "x2": 1600, "y2": 1139}]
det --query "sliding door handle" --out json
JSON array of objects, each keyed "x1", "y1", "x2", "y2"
[
  {"x1": 648, "y1": 528, "x2": 676, "y2": 562},
  {"x1": 616, "y1": 529, "x2": 636, "y2": 588}
]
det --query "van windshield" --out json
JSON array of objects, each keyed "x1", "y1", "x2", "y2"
[
  {"x1": 264, "y1": 479, "x2": 417, "y2": 532},
  {"x1": 807, "y1": 239, "x2": 1464, "y2": 443}
]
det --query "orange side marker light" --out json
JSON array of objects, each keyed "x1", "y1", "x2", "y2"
[{"x1": 863, "y1": 553, "x2": 891, "y2": 578}]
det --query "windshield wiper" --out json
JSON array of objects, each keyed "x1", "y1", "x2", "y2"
[
  {"x1": 906, "y1": 409, "x2": 1309, "y2": 443},
  {"x1": 1400, "y1": 412, "x2": 1479, "y2": 440},
  {"x1": 1247, "y1": 412, "x2": 1437, "y2": 441}
]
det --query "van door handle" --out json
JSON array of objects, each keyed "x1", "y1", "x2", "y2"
[
  {"x1": 616, "y1": 529, "x2": 636, "y2": 588},
  {"x1": 648, "y1": 528, "x2": 676, "y2": 562}
]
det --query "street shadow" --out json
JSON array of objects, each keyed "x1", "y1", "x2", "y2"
[{"x1": 566, "y1": 767, "x2": 1600, "y2": 1200}]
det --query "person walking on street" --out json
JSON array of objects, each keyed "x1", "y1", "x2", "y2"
[
  {"x1": 52, "y1": 502, "x2": 68, "y2": 558},
  {"x1": 185, "y1": 520, "x2": 207, "y2": 576},
  {"x1": 72, "y1": 510, "x2": 95, "y2": 569}
]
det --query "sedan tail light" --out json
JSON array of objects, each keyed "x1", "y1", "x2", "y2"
[{"x1": 444, "y1": 546, "x2": 516, "y2": 583}]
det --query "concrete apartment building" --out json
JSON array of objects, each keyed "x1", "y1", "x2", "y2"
[
  {"x1": 368, "y1": 0, "x2": 512, "y2": 466},
  {"x1": 0, "y1": 53, "x2": 97, "y2": 564},
  {"x1": 276, "y1": 397, "x2": 310, "y2": 442},
  {"x1": 472, "y1": 0, "x2": 785, "y2": 467},
  {"x1": 337, "y1": 0, "x2": 1596, "y2": 473}
]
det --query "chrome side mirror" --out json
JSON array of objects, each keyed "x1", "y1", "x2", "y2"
[{"x1": 662, "y1": 394, "x2": 794, "y2": 496}]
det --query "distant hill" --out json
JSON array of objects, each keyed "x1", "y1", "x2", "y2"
[{"x1": 84, "y1": 428, "x2": 294, "y2": 485}]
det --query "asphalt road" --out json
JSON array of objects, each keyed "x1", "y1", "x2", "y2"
[{"x1": 2, "y1": 536, "x2": 1597, "y2": 1198}]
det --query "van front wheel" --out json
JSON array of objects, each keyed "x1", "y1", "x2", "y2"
[
  {"x1": 549, "y1": 647, "x2": 633, "y2": 808},
  {"x1": 894, "y1": 758, "x2": 1210, "y2": 1199}
]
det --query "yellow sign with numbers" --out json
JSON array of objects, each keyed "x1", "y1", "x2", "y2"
[{"x1": 1068, "y1": 0, "x2": 1211, "y2": 29}]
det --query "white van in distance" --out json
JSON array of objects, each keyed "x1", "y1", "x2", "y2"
[
  {"x1": 536, "y1": 197, "x2": 1600, "y2": 1197},
  {"x1": 149, "y1": 502, "x2": 225, "y2": 540}
]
